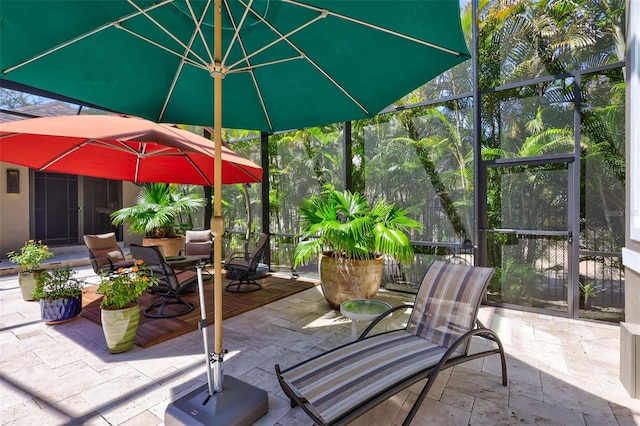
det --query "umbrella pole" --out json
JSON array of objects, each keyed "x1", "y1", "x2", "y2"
[
  {"x1": 211, "y1": 0, "x2": 225, "y2": 393},
  {"x1": 165, "y1": 1, "x2": 268, "y2": 423}
]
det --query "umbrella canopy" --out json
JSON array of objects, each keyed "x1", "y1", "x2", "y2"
[
  {"x1": 0, "y1": 0, "x2": 470, "y2": 401},
  {"x1": 0, "y1": 0, "x2": 470, "y2": 132},
  {"x1": 0, "y1": 114, "x2": 262, "y2": 185}
]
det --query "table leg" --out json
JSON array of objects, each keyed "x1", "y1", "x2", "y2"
[{"x1": 350, "y1": 320, "x2": 358, "y2": 341}]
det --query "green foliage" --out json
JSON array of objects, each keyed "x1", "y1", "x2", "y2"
[
  {"x1": 579, "y1": 281, "x2": 602, "y2": 305},
  {"x1": 110, "y1": 183, "x2": 206, "y2": 238},
  {"x1": 98, "y1": 260, "x2": 159, "y2": 310},
  {"x1": 33, "y1": 267, "x2": 85, "y2": 301},
  {"x1": 294, "y1": 187, "x2": 422, "y2": 266},
  {"x1": 6, "y1": 240, "x2": 55, "y2": 272}
]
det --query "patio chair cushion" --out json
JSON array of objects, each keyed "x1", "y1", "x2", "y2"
[
  {"x1": 83, "y1": 232, "x2": 134, "y2": 273},
  {"x1": 279, "y1": 329, "x2": 446, "y2": 424},
  {"x1": 407, "y1": 260, "x2": 493, "y2": 356}
]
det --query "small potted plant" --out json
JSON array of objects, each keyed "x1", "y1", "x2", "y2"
[
  {"x1": 7, "y1": 240, "x2": 55, "y2": 301},
  {"x1": 294, "y1": 186, "x2": 422, "y2": 309},
  {"x1": 98, "y1": 260, "x2": 158, "y2": 353},
  {"x1": 33, "y1": 267, "x2": 86, "y2": 324}
]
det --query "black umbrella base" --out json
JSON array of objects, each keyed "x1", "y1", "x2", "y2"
[{"x1": 165, "y1": 376, "x2": 269, "y2": 426}]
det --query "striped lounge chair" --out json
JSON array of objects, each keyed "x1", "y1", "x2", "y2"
[{"x1": 275, "y1": 260, "x2": 507, "y2": 426}]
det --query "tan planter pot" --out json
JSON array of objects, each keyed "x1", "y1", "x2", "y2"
[
  {"x1": 18, "y1": 270, "x2": 43, "y2": 301},
  {"x1": 101, "y1": 303, "x2": 140, "y2": 354},
  {"x1": 142, "y1": 236, "x2": 185, "y2": 257},
  {"x1": 319, "y1": 254, "x2": 384, "y2": 310}
]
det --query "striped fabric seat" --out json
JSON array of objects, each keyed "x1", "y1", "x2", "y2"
[
  {"x1": 276, "y1": 260, "x2": 507, "y2": 426},
  {"x1": 280, "y1": 330, "x2": 446, "y2": 423}
]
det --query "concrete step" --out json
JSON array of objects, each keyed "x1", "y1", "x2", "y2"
[{"x1": 0, "y1": 245, "x2": 91, "y2": 276}]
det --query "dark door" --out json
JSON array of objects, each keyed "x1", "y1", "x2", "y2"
[
  {"x1": 33, "y1": 172, "x2": 122, "y2": 245},
  {"x1": 34, "y1": 172, "x2": 79, "y2": 246},
  {"x1": 478, "y1": 157, "x2": 578, "y2": 316},
  {"x1": 83, "y1": 177, "x2": 123, "y2": 240}
]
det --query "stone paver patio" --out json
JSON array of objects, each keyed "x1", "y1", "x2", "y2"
[{"x1": 1, "y1": 266, "x2": 639, "y2": 425}]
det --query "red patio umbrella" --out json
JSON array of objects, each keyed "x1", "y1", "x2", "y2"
[{"x1": 0, "y1": 114, "x2": 262, "y2": 185}]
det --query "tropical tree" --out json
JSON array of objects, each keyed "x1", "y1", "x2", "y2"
[{"x1": 110, "y1": 183, "x2": 206, "y2": 238}]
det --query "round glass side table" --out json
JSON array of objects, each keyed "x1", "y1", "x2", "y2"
[{"x1": 340, "y1": 299, "x2": 392, "y2": 341}]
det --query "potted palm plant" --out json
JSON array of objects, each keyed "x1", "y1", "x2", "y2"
[
  {"x1": 33, "y1": 267, "x2": 86, "y2": 324},
  {"x1": 110, "y1": 183, "x2": 206, "y2": 256},
  {"x1": 7, "y1": 240, "x2": 55, "y2": 301},
  {"x1": 294, "y1": 187, "x2": 422, "y2": 309},
  {"x1": 98, "y1": 260, "x2": 159, "y2": 353}
]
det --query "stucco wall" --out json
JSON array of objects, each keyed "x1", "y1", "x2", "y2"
[
  {"x1": 0, "y1": 166, "x2": 145, "y2": 256},
  {"x1": 121, "y1": 181, "x2": 143, "y2": 248},
  {"x1": 0, "y1": 163, "x2": 30, "y2": 256}
]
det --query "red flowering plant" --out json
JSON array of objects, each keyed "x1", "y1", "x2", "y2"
[{"x1": 98, "y1": 259, "x2": 159, "y2": 310}]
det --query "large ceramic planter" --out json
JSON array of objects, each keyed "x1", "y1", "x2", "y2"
[
  {"x1": 101, "y1": 303, "x2": 141, "y2": 354},
  {"x1": 40, "y1": 296, "x2": 82, "y2": 325},
  {"x1": 18, "y1": 270, "x2": 43, "y2": 301},
  {"x1": 319, "y1": 254, "x2": 384, "y2": 309},
  {"x1": 142, "y1": 237, "x2": 185, "y2": 257}
]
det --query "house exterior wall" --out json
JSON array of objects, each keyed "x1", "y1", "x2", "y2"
[
  {"x1": 0, "y1": 163, "x2": 30, "y2": 256},
  {"x1": 0, "y1": 164, "x2": 143, "y2": 257},
  {"x1": 121, "y1": 181, "x2": 143, "y2": 247}
]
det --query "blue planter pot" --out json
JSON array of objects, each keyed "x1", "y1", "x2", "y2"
[{"x1": 40, "y1": 296, "x2": 82, "y2": 325}]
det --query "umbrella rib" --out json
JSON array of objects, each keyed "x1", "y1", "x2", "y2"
[
  {"x1": 37, "y1": 138, "x2": 136, "y2": 170},
  {"x1": 125, "y1": 0, "x2": 211, "y2": 68},
  {"x1": 183, "y1": 155, "x2": 213, "y2": 186},
  {"x1": 228, "y1": 3, "x2": 370, "y2": 115},
  {"x1": 2, "y1": 0, "x2": 174, "y2": 75},
  {"x1": 284, "y1": 0, "x2": 465, "y2": 57},
  {"x1": 38, "y1": 145, "x2": 86, "y2": 171},
  {"x1": 115, "y1": 25, "x2": 206, "y2": 71},
  {"x1": 231, "y1": 56, "x2": 303, "y2": 73},
  {"x1": 223, "y1": 0, "x2": 275, "y2": 129},
  {"x1": 184, "y1": 0, "x2": 215, "y2": 66},
  {"x1": 227, "y1": 0, "x2": 324, "y2": 71},
  {"x1": 158, "y1": 2, "x2": 212, "y2": 122},
  {"x1": 221, "y1": 0, "x2": 256, "y2": 67}
]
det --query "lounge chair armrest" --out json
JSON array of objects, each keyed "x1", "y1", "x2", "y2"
[{"x1": 359, "y1": 303, "x2": 414, "y2": 339}]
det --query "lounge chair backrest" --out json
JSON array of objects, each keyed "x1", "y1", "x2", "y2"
[{"x1": 406, "y1": 260, "x2": 494, "y2": 356}]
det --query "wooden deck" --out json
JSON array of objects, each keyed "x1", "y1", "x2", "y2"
[{"x1": 81, "y1": 273, "x2": 318, "y2": 348}]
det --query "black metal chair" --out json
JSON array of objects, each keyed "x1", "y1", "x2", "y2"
[
  {"x1": 83, "y1": 232, "x2": 134, "y2": 274},
  {"x1": 130, "y1": 244, "x2": 197, "y2": 318},
  {"x1": 224, "y1": 233, "x2": 269, "y2": 293}
]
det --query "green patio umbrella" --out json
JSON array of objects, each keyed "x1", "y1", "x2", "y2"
[{"x1": 0, "y1": 0, "x2": 469, "y2": 422}]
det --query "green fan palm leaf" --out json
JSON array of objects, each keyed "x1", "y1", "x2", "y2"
[{"x1": 294, "y1": 187, "x2": 422, "y2": 266}]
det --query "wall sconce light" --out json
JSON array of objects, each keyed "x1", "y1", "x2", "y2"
[{"x1": 6, "y1": 169, "x2": 20, "y2": 194}]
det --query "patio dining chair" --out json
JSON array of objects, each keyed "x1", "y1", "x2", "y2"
[
  {"x1": 224, "y1": 233, "x2": 269, "y2": 293},
  {"x1": 181, "y1": 229, "x2": 213, "y2": 263},
  {"x1": 83, "y1": 232, "x2": 134, "y2": 275},
  {"x1": 275, "y1": 260, "x2": 507, "y2": 426},
  {"x1": 130, "y1": 244, "x2": 197, "y2": 319}
]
